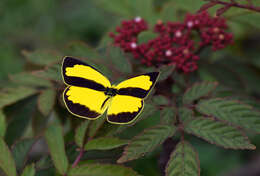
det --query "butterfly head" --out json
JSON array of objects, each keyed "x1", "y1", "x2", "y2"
[{"x1": 105, "y1": 87, "x2": 118, "y2": 97}]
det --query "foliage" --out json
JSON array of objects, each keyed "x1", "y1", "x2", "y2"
[{"x1": 1, "y1": 0, "x2": 260, "y2": 175}]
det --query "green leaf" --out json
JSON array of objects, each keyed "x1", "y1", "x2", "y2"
[
  {"x1": 152, "y1": 95, "x2": 169, "y2": 106},
  {"x1": 37, "y1": 89, "x2": 56, "y2": 116},
  {"x1": 45, "y1": 124, "x2": 69, "y2": 175},
  {"x1": 179, "y1": 107, "x2": 194, "y2": 125},
  {"x1": 5, "y1": 97, "x2": 37, "y2": 145},
  {"x1": 196, "y1": 98, "x2": 260, "y2": 133},
  {"x1": 165, "y1": 141, "x2": 200, "y2": 176},
  {"x1": 0, "y1": 87, "x2": 38, "y2": 108},
  {"x1": 65, "y1": 42, "x2": 100, "y2": 61},
  {"x1": 34, "y1": 64, "x2": 61, "y2": 82},
  {"x1": 85, "y1": 137, "x2": 128, "y2": 151},
  {"x1": 137, "y1": 31, "x2": 157, "y2": 44},
  {"x1": 22, "y1": 49, "x2": 61, "y2": 66},
  {"x1": 0, "y1": 110, "x2": 6, "y2": 137},
  {"x1": 117, "y1": 125, "x2": 176, "y2": 163},
  {"x1": 225, "y1": 8, "x2": 260, "y2": 29},
  {"x1": 160, "y1": 107, "x2": 176, "y2": 125},
  {"x1": 128, "y1": 0, "x2": 156, "y2": 23},
  {"x1": 106, "y1": 46, "x2": 132, "y2": 74},
  {"x1": 93, "y1": 0, "x2": 132, "y2": 17},
  {"x1": 10, "y1": 72, "x2": 52, "y2": 88},
  {"x1": 88, "y1": 115, "x2": 106, "y2": 138},
  {"x1": 68, "y1": 164, "x2": 141, "y2": 176},
  {"x1": 160, "y1": 2, "x2": 178, "y2": 22},
  {"x1": 0, "y1": 138, "x2": 17, "y2": 176},
  {"x1": 158, "y1": 65, "x2": 175, "y2": 82},
  {"x1": 35, "y1": 156, "x2": 53, "y2": 170},
  {"x1": 183, "y1": 82, "x2": 218, "y2": 104},
  {"x1": 21, "y1": 164, "x2": 35, "y2": 176},
  {"x1": 75, "y1": 121, "x2": 90, "y2": 148},
  {"x1": 171, "y1": 0, "x2": 205, "y2": 14},
  {"x1": 12, "y1": 138, "x2": 35, "y2": 171},
  {"x1": 185, "y1": 117, "x2": 255, "y2": 150}
]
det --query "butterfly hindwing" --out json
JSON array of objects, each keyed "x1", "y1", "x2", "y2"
[
  {"x1": 62, "y1": 56, "x2": 111, "y2": 91},
  {"x1": 116, "y1": 72, "x2": 159, "y2": 98},
  {"x1": 63, "y1": 86, "x2": 109, "y2": 119},
  {"x1": 107, "y1": 95, "x2": 144, "y2": 124}
]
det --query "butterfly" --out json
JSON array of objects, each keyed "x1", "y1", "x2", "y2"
[{"x1": 62, "y1": 56, "x2": 160, "y2": 124}]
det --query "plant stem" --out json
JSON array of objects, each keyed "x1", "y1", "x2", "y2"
[
  {"x1": 204, "y1": 0, "x2": 260, "y2": 13},
  {"x1": 72, "y1": 148, "x2": 84, "y2": 168}
]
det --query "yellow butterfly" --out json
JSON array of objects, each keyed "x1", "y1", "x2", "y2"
[{"x1": 62, "y1": 56, "x2": 159, "y2": 124}]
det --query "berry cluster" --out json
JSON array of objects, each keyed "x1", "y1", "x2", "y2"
[{"x1": 110, "y1": 11, "x2": 233, "y2": 73}]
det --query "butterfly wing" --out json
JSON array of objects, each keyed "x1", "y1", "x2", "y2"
[
  {"x1": 62, "y1": 56, "x2": 111, "y2": 90},
  {"x1": 107, "y1": 72, "x2": 159, "y2": 124},
  {"x1": 116, "y1": 72, "x2": 159, "y2": 98},
  {"x1": 107, "y1": 95, "x2": 143, "y2": 124},
  {"x1": 62, "y1": 57, "x2": 111, "y2": 119},
  {"x1": 64, "y1": 86, "x2": 109, "y2": 119}
]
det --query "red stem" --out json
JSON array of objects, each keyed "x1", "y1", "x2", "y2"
[
  {"x1": 72, "y1": 148, "x2": 84, "y2": 168},
  {"x1": 204, "y1": 0, "x2": 260, "y2": 13}
]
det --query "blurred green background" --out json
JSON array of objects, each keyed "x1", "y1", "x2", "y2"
[{"x1": 1, "y1": 0, "x2": 260, "y2": 175}]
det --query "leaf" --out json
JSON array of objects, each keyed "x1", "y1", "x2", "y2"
[
  {"x1": 0, "y1": 87, "x2": 38, "y2": 108},
  {"x1": 137, "y1": 31, "x2": 157, "y2": 44},
  {"x1": 183, "y1": 82, "x2": 218, "y2": 104},
  {"x1": 196, "y1": 98, "x2": 260, "y2": 133},
  {"x1": 37, "y1": 89, "x2": 56, "y2": 116},
  {"x1": 128, "y1": 0, "x2": 156, "y2": 23},
  {"x1": 179, "y1": 107, "x2": 194, "y2": 124},
  {"x1": 45, "y1": 124, "x2": 69, "y2": 175},
  {"x1": 33, "y1": 63, "x2": 61, "y2": 82},
  {"x1": 93, "y1": 0, "x2": 132, "y2": 17},
  {"x1": 106, "y1": 46, "x2": 132, "y2": 74},
  {"x1": 68, "y1": 164, "x2": 141, "y2": 176},
  {"x1": 158, "y1": 65, "x2": 175, "y2": 82},
  {"x1": 10, "y1": 72, "x2": 52, "y2": 88},
  {"x1": 118, "y1": 125, "x2": 176, "y2": 163},
  {"x1": 12, "y1": 138, "x2": 35, "y2": 171},
  {"x1": 171, "y1": 0, "x2": 205, "y2": 14},
  {"x1": 152, "y1": 95, "x2": 169, "y2": 106},
  {"x1": 35, "y1": 156, "x2": 53, "y2": 170},
  {"x1": 22, "y1": 49, "x2": 61, "y2": 66},
  {"x1": 165, "y1": 141, "x2": 200, "y2": 176},
  {"x1": 0, "y1": 110, "x2": 6, "y2": 137},
  {"x1": 88, "y1": 115, "x2": 106, "y2": 138},
  {"x1": 85, "y1": 137, "x2": 128, "y2": 151},
  {"x1": 65, "y1": 42, "x2": 100, "y2": 61},
  {"x1": 185, "y1": 116, "x2": 255, "y2": 150},
  {"x1": 5, "y1": 97, "x2": 37, "y2": 145},
  {"x1": 160, "y1": 2, "x2": 178, "y2": 22},
  {"x1": 21, "y1": 164, "x2": 35, "y2": 176},
  {"x1": 225, "y1": 8, "x2": 260, "y2": 29},
  {"x1": 75, "y1": 121, "x2": 90, "y2": 148},
  {"x1": 0, "y1": 138, "x2": 17, "y2": 176},
  {"x1": 160, "y1": 107, "x2": 176, "y2": 125}
]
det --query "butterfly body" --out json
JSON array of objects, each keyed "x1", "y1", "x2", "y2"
[
  {"x1": 104, "y1": 87, "x2": 118, "y2": 97},
  {"x1": 62, "y1": 56, "x2": 159, "y2": 124}
]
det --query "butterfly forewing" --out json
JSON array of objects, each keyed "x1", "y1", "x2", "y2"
[
  {"x1": 62, "y1": 56, "x2": 111, "y2": 91},
  {"x1": 116, "y1": 72, "x2": 159, "y2": 98}
]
